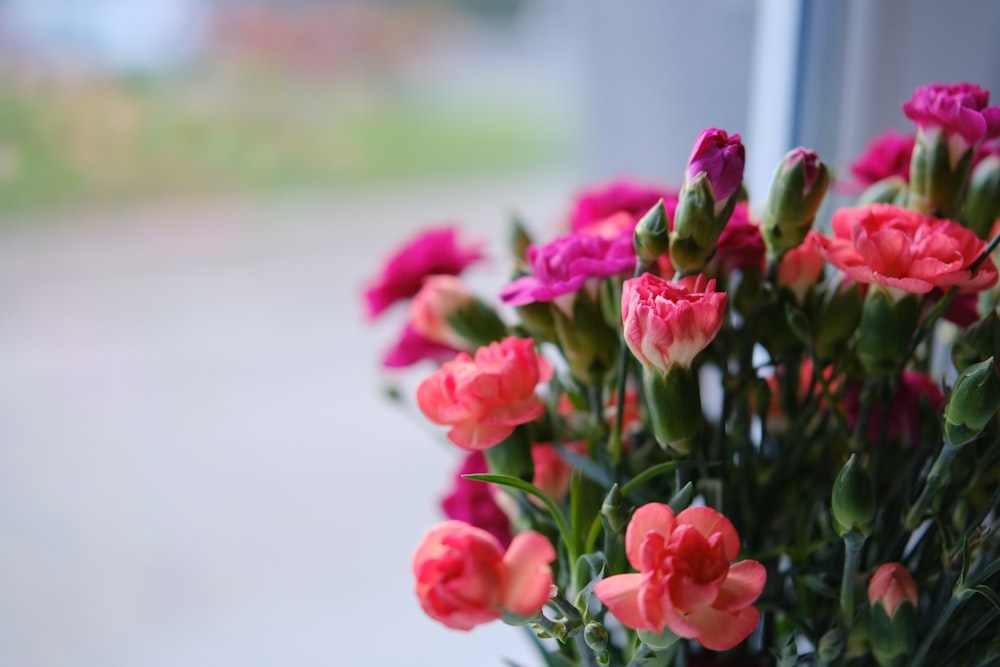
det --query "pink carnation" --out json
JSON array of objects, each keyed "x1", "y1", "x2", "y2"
[
  {"x1": 364, "y1": 227, "x2": 483, "y2": 319},
  {"x1": 776, "y1": 232, "x2": 825, "y2": 303},
  {"x1": 441, "y1": 451, "x2": 512, "y2": 547},
  {"x1": 416, "y1": 337, "x2": 552, "y2": 450},
  {"x1": 902, "y1": 82, "x2": 1000, "y2": 148},
  {"x1": 413, "y1": 521, "x2": 555, "y2": 630},
  {"x1": 568, "y1": 179, "x2": 677, "y2": 232},
  {"x1": 849, "y1": 130, "x2": 915, "y2": 189},
  {"x1": 816, "y1": 204, "x2": 998, "y2": 295},
  {"x1": 594, "y1": 503, "x2": 766, "y2": 651},
  {"x1": 499, "y1": 232, "x2": 636, "y2": 309},
  {"x1": 868, "y1": 563, "x2": 918, "y2": 620},
  {"x1": 622, "y1": 273, "x2": 728, "y2": 372}
]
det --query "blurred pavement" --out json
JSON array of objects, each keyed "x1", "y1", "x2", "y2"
[{"x1": 0, "y1": 171, "x2": 576, "y2": 667}]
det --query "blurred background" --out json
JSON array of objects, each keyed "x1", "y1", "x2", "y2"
[{"x1": 1, "y1": 1, "x2": 998, "y2": 665}]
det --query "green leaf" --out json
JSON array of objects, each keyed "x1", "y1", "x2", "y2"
[
  {"x1": 620, "y1": 460, "x2": 715, "y2": 498},
  {"x1": 971, "y1": 585, "x2": 1000, "y2": 612},
  {"x1": 464, "y1": 473, "x2": 575, "y2": 560},
  {"x1": 556, "y1": 446, "x2": 612, "y2": 487}
]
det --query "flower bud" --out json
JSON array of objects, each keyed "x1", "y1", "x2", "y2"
[
  {"x1": 951, "y1": 310, "x2": 1000, "y2": 372},
  {"x1": 584, "y1": 622, "x2": 609, "y2": 654},
  {"x1": 812, "y1": 279, "x2": 864, "y2": 362},
  {"x1": 907, "y1": 126, "x2": 973, "y2": 219},
  {"x1": 943, "y1": 357, "x2": 1000, "y2": 447},
  {"x1": 633, "y1": 200, "x2": 670, "y2": 265},
  {"x1": 857, "y1": 288, "x2": 921, "y2": 378},
  {"x1": 963, "y1": 154, "x2": 1000, "y2": 239},
  {"x1": 551, "y1": 290, "x2": 619, "y2": 386},
  {"x1": 868, "y1": 563, "x2": 917, "y2": 666},
  {"x1": 600, "y1": 484, "x2": 630, "y2": 534},
  {"x1": 761, "y1": 148, "x2": 830, "y2": 259},
  {"x1": 816, "y1": 628, "x2": 844, "y2": 667},
  {"x1": 509, "y1": 214, "x2": 533, "y2": 261},
  {"x1": 832, "y1": 454, "x2": 876, "y2": 537},
  {"x1": 857, "y1": 176, "x2": 908, "y2": 207},
  {"x1": 670, "y1": 129, "x2": 745, "y2": 275},
  {"x1": 643, "y1": 364, "x2": 702, "y2": 454}
]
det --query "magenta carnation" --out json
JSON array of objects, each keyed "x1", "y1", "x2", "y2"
[
  {"x1": 364, "y1": 227, "x2": 483, "y2": 318},
  {"x1": 568, "y1": 179, "x2": 677, "y2": 232},
  {"x1": 499, "y1": 232, "x2": 636, "y2": 307},
  {"x1": 849, "y1": 130, "x2": 915, "y2": 189},
  {"x1": 902, "y1": 82, "x2": 1000, "y2": 147},
  {"x1": 441, "y1": 450, "x2": 513, "y2": 547},
  {"x1": 687, "y1": 128, "x2": 746, "y2": 204}
]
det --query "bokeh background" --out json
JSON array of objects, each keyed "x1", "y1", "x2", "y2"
[{"x1": 1, "y1": 1, "x2": 998, "y2": 665}]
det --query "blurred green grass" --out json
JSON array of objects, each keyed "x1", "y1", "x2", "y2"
[{"x1": 0, "y1": 72, "x2": 572, "y2": 215}]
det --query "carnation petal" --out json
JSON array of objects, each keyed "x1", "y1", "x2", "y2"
[
  {"x1": 594, "y1": 574, "x2": 654, "y2": 631},
  {"x1": 625, "y1": 503, "x2": 675, "y2": 570},
  {"x1": 675, "y1": 506, "x2": 740, "y2": 561},
  {"x1": 686, "y1": 604, "x2": 760, "y2": 651},
  {"x1": 501, "y1": 531, "x2": 555, "y2": 616},
  {"x1": 447, "y1": 422, "x2": 518, "y2": 451},
  {"x1": 713, "y1": 560, "x2": 767, "y2": 611}
]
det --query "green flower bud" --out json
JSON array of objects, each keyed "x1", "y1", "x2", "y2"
[
  {"x1": 669, "y1": 172, "x2": 737, "y2": 275},
  {"x1": 761, "y1": 148, "x2": 830, "y2": 259},
  {"x1": 600, "y1": 484, "x2": 629, "y2": 534},
  {"x1": 509, "y1": 215, "x2": 534, "y2": 261},
  {"x1": 951, "y1": 310, "x2": 1000, "y2": 373},
  {"x1": 908, "y1": 128, "x2": 974, "y2": 219},
  {"x1": 633, "y1": 200, "x2": 671, "y2": 265},
  {"x1": 962, "y1": 154, "x2": 1000, "y2": 239},
  {"x1": 446, "y1": 297, "x2": 509, "y2": 347},
  {"x1": 642, "y1": 364, "x2": 702, "y2": 454},
  {"x1": 857, "y1": 288, "x2": 920, "y2": 378},
  {"x1": 943, "y1": 357, "x2": 1000, "y2": 447},
  {"x1": 584, "y1": 622, "x2": 609, "y2": 654},
  {"x1": 816, "y1": 628, "x2": 845, "y2": 667},
  {"x1": 515, "y1": 301, "x2": 558, "y2": 344},
  {"x1": 812, "y1": 278, "x2": 864, "y2": 362},
  {"x1": 832, "y1": 454, "x2": 876, "y2": 537}
]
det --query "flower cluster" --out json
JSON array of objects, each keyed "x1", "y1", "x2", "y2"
[{"x1": 366, "y1": 81, "x2": 1000, "y2": 666}]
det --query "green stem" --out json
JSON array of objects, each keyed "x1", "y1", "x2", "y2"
[
  {"x1": 909, "y1": 594, "x2": 962, "y2": 667},
  {"x1": 904, "y1": 443, "x2": 959, "y2": 530},
  {"x1": 840, "y1": 530, "x2": 866, "y2": 626}
]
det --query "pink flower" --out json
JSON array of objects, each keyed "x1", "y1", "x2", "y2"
[
  {"x1": 531, "y1": 442, "x2": 584, "y2": 504},
  {"x1": 569, "y1": 179, "x2": 677, "y2": 232},
  {"x1": 816, "y1": 204, "x2": 998, "y2": 295},
  {"x1": 594, "y1": 503, "x2": 766, "y2": 651},
  {"x1": 868, "y1": 563, "x2": 918, "y2": 619},
  {"x1": 844, "y1": 370, "x2": 944, "y2": 447},
  {"x1": 364, "y1": 227, "x2": 483, "y2": 319},
  {"x1": 413, "y1": 521, "x2": 555, "y2": 630},
  {"x1": 416, "y1": 337, "x2": 552, "y2": 450},
  {"x1": 710, "y1": 203, "x2": 765, "y2": 276},
  {"x1": 383, "y1": 323, "x2": 461, "y2": 369},
  {"x1": 411, "y1": 275, "x2": 476, "y2": 350},
  {"x1": 848, "y1": 130, "x2": 914, "y2": 189},
  {"x1": 903, "y1": 82, "x2": 1000, "y2": 149},
  {"x1": 687, "y1": 128, "x2": 746, "y2": 206},
  {"x1": 622, "y1": 273, "x2": 728, "y2": 372},
  {"x1": 441, "y1": 451, "x2": 513, "y2": 547},
  {"x1": 499, "y1": 232, "x2": 636, "y2": 309},
  {"x1": 776, "y1": 232, "x2": 824, "y2": 302}
]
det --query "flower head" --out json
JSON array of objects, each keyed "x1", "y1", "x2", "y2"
[
  {"x1": 364, "y1": 227, "x2": 483, "y2": 319},
  {"x1": 593, "y1": 503, "x2": 765, "y2": 651},
  {"x1": 686, "y1": 128, "x2": 746, "y2": 205},
  {"x1": 413, "y1": 521, "x2": 555, "y2": 630},
  {"x1": 383, "y1": 323, "x2": 461, "y2": 369},
  {"x1": 500, "y1": 232, "x2": 636, "y2": 310},
  {"x1": 903, "y1": 82, "x2": 1000, "y2": 149},
  {"x1": 441, "y1": 451, "x2": 512, "y2": 547},
  {"x1": 622, "y1": 273, "x2": 728, "y2": 373},
  {"x1": 569, "y1": 179, "x2": 677, "y2": 232},
  {"x1": 868, "y1": 563, "x2": 918, "y2": 620},
  {"x1": 416, "y1": 337, "x2": 552, "y2": 450},
  {"x1": 776, "y1": 232, "x2": 825, "y2": 303},
  {"x1": 411, "y1": 275, "x2": 477, "y2": 350},
  {"x1": 848, "y1": 130, "x2": 915, "y2": 189},
  {"x1": 816, "y1": 204, "x2": 998, "y2": 296}
]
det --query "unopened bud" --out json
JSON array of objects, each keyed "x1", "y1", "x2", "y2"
[
  {"x1": 943, "y1": 357, "x2": 1000, "y2": 447},
  {"x1": 633, "y1": 200, "x2": 670, "y2": 265},
  {"x1": 600, "y1": 484, "x2": 629, "y2": 534},
  {"x1": 642, "y1": 364, "x2": 702, "y2": 455},
  {"x1": 832, "y1": 454, "x2": 876, "y2": 537},
  {"x1": 951, "y1": 310, "x2": 1000, "y2": 372},
  {"x1": 509, "y1": 215, "x2": 534, "y2": 261},
  {"x1": 762, "y1": 148, "x2": 830, "y2": 258},
  {"x1": 584, "y1": 622, "x2": 609, "y2": 654},
  {"x1": 857, "y1": 288, "x2": 920, "y2": 378},
  {"x1": 963, "y1": 154, "x2": 1000, "y2": 239},
  {"x1": 868, "y1": 563, "x2": 917, "y2": 666}
]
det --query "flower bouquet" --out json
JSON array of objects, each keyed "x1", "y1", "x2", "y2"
[{"x1": 364, "y1": 82, "x2": 1000, "y2": 666}]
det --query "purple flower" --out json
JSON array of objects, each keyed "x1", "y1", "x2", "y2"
[
  {"x1": 440, "y1": 450, "x2": 513, "y2": 547},
  {"x1": 902, "y1": 82, "x2": 1000, "y2": 148},
  {"x1": 364, "y1": 227, "x2": 483, "y2": 319},
  {"x1": 686, "y1": 128, "x2": 746, "y2": 204},
  {"x1": 499, "y1": 232, "x2": 636, "y2": 308},
  {"x1": 849, "y1": 130, "x2": 914, "y2": 189},
  {"x1": 568, "y1": 179, "x2": 677, "y2": 232}
]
